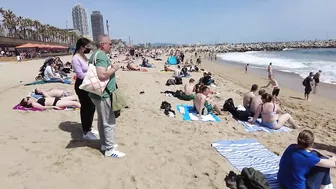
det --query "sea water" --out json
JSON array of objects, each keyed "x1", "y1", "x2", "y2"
[{"x1": 218, "y1": 48, "x2": 336, "y2": 84}]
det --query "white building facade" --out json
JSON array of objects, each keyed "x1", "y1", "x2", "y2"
[{"x1": 72, "y1": 3, "x2": 89, "y2": 36}]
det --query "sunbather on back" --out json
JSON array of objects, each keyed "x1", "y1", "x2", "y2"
[
  {"x1": 34, "y1": 87, "x2": 74, "y2": 99},
  {"x1": 19, "y1": 96, "x2": 80, "y2": 110}
]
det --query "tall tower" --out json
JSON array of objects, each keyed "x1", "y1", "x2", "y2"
[
  {"x1": 91, "y1": 11, "x2": 104, "y2": 42},
  {"x1": 72, "y1": 3, "x2": 89, "y2": 36}
]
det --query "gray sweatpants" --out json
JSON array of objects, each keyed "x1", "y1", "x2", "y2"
[{"x1": 90, "y1": 97, "x2": 116, "y2": 151}]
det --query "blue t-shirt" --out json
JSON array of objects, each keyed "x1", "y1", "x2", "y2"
[{"x1": 277, "y1": 144, "x2": 320, "y2": 189}]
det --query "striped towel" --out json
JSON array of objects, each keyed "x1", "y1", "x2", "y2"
[
  {"x1": 238, "y1": 118, "x2": 292, "y2": 133},
  {"x1": 212, "y1": 139, "x2": 281, "y2": 189}
]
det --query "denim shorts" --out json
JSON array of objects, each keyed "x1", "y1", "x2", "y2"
[{"x1": 260, "y1": 120, "x2": 277, "y2": 129}]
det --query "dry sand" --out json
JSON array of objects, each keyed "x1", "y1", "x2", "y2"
[{"x1": 0, "y1": 53, "x2": 336, "y2": 189}]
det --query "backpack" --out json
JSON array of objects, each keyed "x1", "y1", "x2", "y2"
[
  {"x1": 302, "y1": 77, "x2": 310, "y2": 87},
  {"x1": 241, "y1": 168, "x2": 270, "y2": 189},
  {"x1": 223, "y1": 98, "x2": 235, "y2": 113},
  {"x1": 175, "y1": 77, "x2": 183, "y2": 85},
  {"x1": 160, "y1": 101, "x2": 171, "y2": 110},
  {"x1": 233, "y1": 109, "x2": 249, "y2": 121},
  {"x1": 166, "y1": 79, "x2": 176, "y2": 86}
]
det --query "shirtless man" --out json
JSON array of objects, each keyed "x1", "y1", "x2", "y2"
[
  {"x1": 243, "y1": 84, "x2": 258, "y2": 110},
  {"x1": 268, "y1": 63, "x2": 273, "y2": 79},
  {"x1": 194, "y1": 85, "x2": 223, "y2": 119},
  {"x1": 249, "y1": 89, "x2": 266, "y2": 117},
  {"x1": 181, "y1": 78, "x2": 196, "y2": 100},
  {"x1": 34, "y1": 87, "x2": 75, "y2": 99},
  {"x1": 261, "y1": 74, "x2": 281, "y2": 103}
]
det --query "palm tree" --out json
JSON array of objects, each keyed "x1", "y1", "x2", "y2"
[{"x1": 0, "y1": 8, "x2": 79, "y2": 44}]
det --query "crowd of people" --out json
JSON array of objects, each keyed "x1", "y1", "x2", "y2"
[{"x1": 15, "y1": 36, "x2": 334, "y2": 188}]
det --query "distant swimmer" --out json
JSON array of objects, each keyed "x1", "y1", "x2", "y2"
[
  {"x1": 302, "y1": 72, "x2": 314, "y2": 101},
  {"x1": 261, "y1": 74, "x2": 281, "y2": 103},
  {"x1": 313, "y1": 70, "x2": 322, "y2": 94},
  {"x1": 245, "y1": 64, "x2": 249, "y2": 74},
  {"x1": 268, "y1": 62, "x2": 273, "y2": 79}
]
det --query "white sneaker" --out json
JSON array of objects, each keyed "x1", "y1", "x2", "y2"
[
  {"x1": 101, "y1": 144, "x2": 118, "y2": 151},
  {"x1": 90, "y1": 128, "x2": 99, "y2": 135},
  {"x1": 105, "y1": 149, "x2": 125, "y2": 158},
  {"x1": 83, "y1": 131, "x2": 98, "y2": 140}
]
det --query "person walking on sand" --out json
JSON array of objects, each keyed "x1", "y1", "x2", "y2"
[
  {"x1": 245, "y1": 64, "x2": 249, "y2": 74},
  {"x1": 268, "y1": 62, "x2": 273, "y2": 79},
  {"x1": 303, "y1": 72, "x2": 314, "y2": 101},
  {"x1": 313, "y1": 70, "x2": 322, "y2": 94},
  {"x1": 89, "y1": 34, "x2": 125, "y2": 158},
  {"x1": 72, "y1": 37, "x2": 97, "y2": 140},
  {"x1": 261, "y1": 74, "x2": 281, "y2": 103}
]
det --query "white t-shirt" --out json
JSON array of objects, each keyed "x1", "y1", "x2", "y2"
[{"x1": 44, "y1": 66, "x2": 54, "y2": 81}]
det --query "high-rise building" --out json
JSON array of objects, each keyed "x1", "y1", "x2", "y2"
[
  {"x1": 91, "y1": 11, "x2": 105, "y2": 42},
  {"x1": 72, "y1": 3, "x2": 89, "y2": 36}
]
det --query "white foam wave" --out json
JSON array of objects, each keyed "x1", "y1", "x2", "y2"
[{"x1": 218, "y1": 51, "x2": 336, "y2": 84}]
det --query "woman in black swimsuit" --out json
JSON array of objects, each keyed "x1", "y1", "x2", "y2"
[{"x1": 19, "y1": 96, "x2": 80, "y2": 110}]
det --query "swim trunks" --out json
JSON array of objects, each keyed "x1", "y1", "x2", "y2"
[
  {"x1": 201, "y1": 101, "x2": 213, "y2": 115},
  {"x1": 180, "y1": 93, "x2": 195, "y2": 101},
  {"x1": 272, "y1": 88, "x2": 280, "y2": 97}
]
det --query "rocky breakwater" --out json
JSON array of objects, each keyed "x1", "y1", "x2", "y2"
[{"x1": 215, "y1": 40, "x2": 336, "y2": 53}]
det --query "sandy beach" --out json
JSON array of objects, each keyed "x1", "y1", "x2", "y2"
[{"x1": 1, "y1": 53, "x2": 336, "y2": 189}]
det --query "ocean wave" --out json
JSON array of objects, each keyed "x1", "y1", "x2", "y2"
[{"x1": 218, "y1": 51, "x2": 336, "y2": 84}]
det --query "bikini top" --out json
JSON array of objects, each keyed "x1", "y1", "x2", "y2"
[
  {"x1": 260, "y1": 103, "x2": 276, "y2": 116},
  {"x1": 37, "y1": 97, "x2": 46, "y2": 106}
]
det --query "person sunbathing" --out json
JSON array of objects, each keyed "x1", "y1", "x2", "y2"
[
  {"x1": 278, "y1": 130, "x2": 335, "y2": 189},
  {"x1": 164, "y1": 64, "x2": 174, "y2": 72},
  {"x1": 126, "y1": 62, "x2": 147, "y2": 72},
  {"x1": 250, "y1": 93, "x2": 299, "y2": 130},
  {"x1": 19, "y1": 96, "x2": 80, "y2": 110},
  {"x1": 141, "y1": 58, "x2": 155, "y2": 68},
  {"x1": 193, "y1": 85, "x2": 223, "y2": 119},
  {"x1": 34, "y1": 87, "x2": 74, "y2": 98}
]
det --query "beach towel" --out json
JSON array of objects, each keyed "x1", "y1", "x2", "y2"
[
  {"x1": 238, "y1": 118, "x2": 292, "y2": 133},
  {"x1": 13, "y1": 104, "x2": 77, "y2": 111},
  {"x1": 211, "y1": 139, "x2": 281, "y2": 189},
  {"x1": 176, "y1": 104, "x2": 220, "y2": 122},
  {"x1": 24, "y1": 79, "x2": 71, "y2": 86}
]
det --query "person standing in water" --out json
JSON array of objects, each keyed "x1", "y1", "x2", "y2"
[
  {"x1": 245, "y1": 64, "x2": 249, "y2": 74},
  {"x1": 268, "y1": 62, "x2": 273, "y2": 79},
  {"x1": 313, "y1": 70, "x2": 322, "y2": 94},
  {"x1": 303, "y1": 72, "x2": 314, "y2": 101}
]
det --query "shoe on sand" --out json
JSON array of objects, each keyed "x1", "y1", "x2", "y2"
[
  {"x1": 105, "y1": 149, "x2": 125, "y2": 158},
  {"x1": 83, "y1": 131, "x2": 98, "y2": 140}
]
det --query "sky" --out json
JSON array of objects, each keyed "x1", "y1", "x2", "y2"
[{"x1": 1, "y1": 0, "x2": 336, "y2": 44}]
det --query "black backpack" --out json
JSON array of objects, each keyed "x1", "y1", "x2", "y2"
[
  {"x1": 160, "y1": 101, "x2": 171, "y2": 110},
  {"x1": 223, "y1": 98, "x2": 235, "y2": 113},
  {"x1": 175, "y1": 77, "x2": 183, "y2": 85},
  {"x1": 233, "y1": 109, "x2": 249, "y2": 121},
  {"x1": 241, "y1": 168, "x2": 270, "y2": 189}
]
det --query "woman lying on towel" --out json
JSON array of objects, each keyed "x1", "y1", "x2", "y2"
[
  {"x1": 250, "y1": 93, "x2": 299, "y2": 130},
  {"x1": 278, "y1": 130, "x2": 335, "y2": 189},
  {"x1": 193, "y1": 85, "x2": 223, "y2": 119},
  {"x1": 19, "y1": 96, "x2": 80, "y2": 110},
  {"x1": 34, "y1": 87, "x2": 74, "y2": 98}
]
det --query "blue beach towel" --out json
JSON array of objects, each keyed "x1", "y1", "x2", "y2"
[
  {"x1": 212, "y1": 139, "x2": 281, "y2": 189},
  {"x1": 24, "y1": 79, "x2": 71, "y2": 86},
  {"x1": 238, "y1": 118, "x2": 292, "y2": 133},
  {"x1": 176, "y1": 104, "x2": 220, "y2": 122}
]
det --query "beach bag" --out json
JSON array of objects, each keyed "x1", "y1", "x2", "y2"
[
  {"x1": 175, "y1": 77, "x2": 183, "y2": 85},
  {"x1": 111, "y1": 90, "x2": 127, "y2": 111},
  {"x1": 241, "y1": 168, "x2": 270, "y2": 189},
  {"x1": 166, "y1": 79, "x2": 176, "y2": 86},
  {"x1": 79, "y1": 51, "x2": 109, "y2": 96}
]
